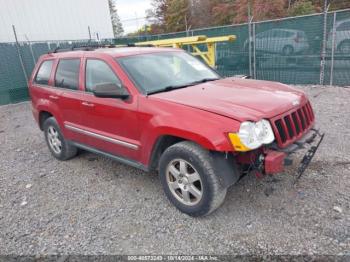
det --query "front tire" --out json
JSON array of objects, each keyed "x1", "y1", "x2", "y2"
[
  {"x1": 159, "y1": 141, "x2": 227, "y2": 217},
  {"x1": 43, "y1": 117, "x2": 77, "y2": 161},
  {"x1": 282, "y1": 45, "x2": 294, "y2": 56}
]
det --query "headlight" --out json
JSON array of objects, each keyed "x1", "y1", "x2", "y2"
[{"x1": 228, "y1": 119, "x2": 275, "y2": 151}]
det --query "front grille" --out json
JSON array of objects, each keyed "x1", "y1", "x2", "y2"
[{"x1": 272, "y1": 101, "x2": 315, "y2": 147}]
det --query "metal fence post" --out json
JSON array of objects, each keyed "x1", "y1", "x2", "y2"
[
  {"x1": 248, "y1": 18, "x2": 252, "y2": 77},
  {"x1": 330, "y1": 12, "x2": 337, "y2": 86},
  {"x1": 29, "y1": 42, "x2": 36, "y2": 65},
  {"x1": 320, "y1": 0, "x2": 329, "y2": 85},
  {"x1": 12, "y1": 25, "x2": 28, "y2": 82},
  {"x1": 252, "y1": 22, "x2": 256, "y2": 79},
  {"x1": 24, "y1": 35, "x2": 36, "y2": 65}
]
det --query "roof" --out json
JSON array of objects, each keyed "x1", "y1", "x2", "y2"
[{"x1": 45, "y1": 47, "x2": 182, "y2": 59}]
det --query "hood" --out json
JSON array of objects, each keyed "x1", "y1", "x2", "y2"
[{"x1": 150, "y1": 77, "x2": 307, "y2": 122}]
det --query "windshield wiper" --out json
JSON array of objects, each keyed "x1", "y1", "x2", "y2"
[
  {"x1": 148, "y1": 84, "x2": 193, "y2": 95},
  {"x1": 147, "y1": 78, "x2": 220, "y2": 95},
  {"x1": 193, "y1": 77, "x2": 220, "y2": 84}
]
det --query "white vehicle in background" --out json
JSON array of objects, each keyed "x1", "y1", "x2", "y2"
[
  {"x1": 246, "y1": 29, "x2": 309, "y2": 55},
  {"x1": 327, "y1": 19, "x2": 350, "y2": 54}
]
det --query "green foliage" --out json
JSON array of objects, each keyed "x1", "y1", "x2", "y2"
[
  {"x1": 288, "y1": 1, "x2": 317, "y2": 17},
  {"x1": 145, "y1": 0, "x2": 350, "y2": 34},
  {"x1": 211, "y1": 0, "x2": 236, "y2": 26},
  {"x1": 165, "y1": 0, "x2": 190, "y2": 32}
]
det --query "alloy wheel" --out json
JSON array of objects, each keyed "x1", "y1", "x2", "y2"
[
  {"x1": 47, "y1": 126, "x2": 62, "y2": 154},
  {"x1": 165, "y1": 159, "x2": 203, "y2": 206}
]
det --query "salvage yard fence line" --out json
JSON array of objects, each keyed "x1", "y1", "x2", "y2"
[{"x1": 0, "y1": 9, "x2": 349, "y2": 105}]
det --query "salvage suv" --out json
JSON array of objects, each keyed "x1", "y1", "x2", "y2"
[{"x1": 29, "y1": 46, "x2": 323, "y2": 216}]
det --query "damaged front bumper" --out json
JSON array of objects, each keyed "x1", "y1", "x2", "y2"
[
  {"x1": 267, "y1": 128, "x2": 325, "y2": 177},
  {"x1": 237, "y1": 128, "x2": 325, "y2": 179}
]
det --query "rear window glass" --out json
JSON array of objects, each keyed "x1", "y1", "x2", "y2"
[
  {"x1": 34, "y1": 60, "x2": 53, "y2": 85},
  {"x1": 55, "y1": 59, "x2": 80, "y2": 90},
  {"x1": 338, "y1": 21, "x2": 350, "y2": 31}
]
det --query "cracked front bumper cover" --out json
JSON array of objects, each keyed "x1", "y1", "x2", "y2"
[
  {"x1": 294, "y1": 130, "x2": 325, "y2": 182},
  {"x1": 264, "y1": 128, "x2": 324, "y2": 176}
]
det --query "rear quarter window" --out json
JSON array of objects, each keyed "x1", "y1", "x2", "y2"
[{"x1": 34, "y1": 60, "x2": 53, "y2": 85}]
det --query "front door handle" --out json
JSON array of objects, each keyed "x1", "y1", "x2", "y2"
[
  {"x1": 81, "y1": 101, "x2": 95, "y2": 107},
  {"x1": 49, "y1": 95, "x2": 59, "y2": 100}
]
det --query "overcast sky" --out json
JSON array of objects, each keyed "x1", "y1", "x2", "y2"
[{"x1": 116, "y1": 0, "x2": 152, "y2": 34}]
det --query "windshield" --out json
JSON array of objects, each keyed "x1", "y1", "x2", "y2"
[{"x1": 117, "y1": 52, "x2": 220, "y2": 94}]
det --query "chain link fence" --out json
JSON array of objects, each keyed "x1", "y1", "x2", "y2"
[
  {"x1": 0, "y1": 39, "x2": 115, "y2": 105},
  {"x1": 0, "y1": 9, "x2": 349, "y2": 105}
]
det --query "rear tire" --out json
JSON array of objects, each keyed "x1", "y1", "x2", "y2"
[
  {"x1": 159, "y1": 141, "x2": 227, "y2": 217},
  {"x1": 43, "y1": 117, "x2": 77, "y2": 161},
  {"x1": 282, "y1": 45, "x2": 294, "y2": 56}
]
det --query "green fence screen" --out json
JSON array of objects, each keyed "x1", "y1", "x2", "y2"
[{"x1": 0, "y1": 10, "x2": 349, "y2": 105}]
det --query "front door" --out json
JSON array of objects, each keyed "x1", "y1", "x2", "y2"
[{"x1": 77, "y1": 57, "x2": 140, "y2": 161}]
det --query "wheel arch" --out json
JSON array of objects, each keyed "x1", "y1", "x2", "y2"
[
  {"x1": 146, "y1": 125, "x2": 233, "y2": 171},
  {"x1": 39, "y1": 111, "x2": 53, "y2": 130},
  {"x1": 338, "y1": 39, "x2": 350, "y2": 51},
  {"x1": 149, "y1": 135, "x2": 185, "y2": 172},
  {"x1": 148, "y1": 131, "x2": 221, "y2": 172}
]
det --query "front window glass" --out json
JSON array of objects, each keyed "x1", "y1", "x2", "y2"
[
  {"x1": 338, "y1": 21, "x2": 350, "y2": 31},
  {"x1": 117, "y1": 52, "x2": 219, "y2": 94},
  {"x1": 85, "y1": 59, "x2": 122, "y2": 92}
]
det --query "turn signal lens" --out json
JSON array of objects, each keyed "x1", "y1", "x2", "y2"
[{"x1": 228, "y1": 133, "x2": 252, "y2": 152}]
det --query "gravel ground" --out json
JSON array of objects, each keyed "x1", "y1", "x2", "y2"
[{"x1": 0, "y1": 85, "x2": 349, "y2": 256}]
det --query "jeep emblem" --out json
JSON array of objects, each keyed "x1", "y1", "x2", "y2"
[{"x1": 292, "y1": 100, "x2": 300, "y2": 106}]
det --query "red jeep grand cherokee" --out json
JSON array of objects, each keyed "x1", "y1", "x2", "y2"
[{"x1": 29, "y1": 46, "x2": 323, "y2": 216}]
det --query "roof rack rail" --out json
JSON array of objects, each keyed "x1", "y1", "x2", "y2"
[
  {"x1": 48, "y1": 43, "x2": 154, "y2": 54},
  {"x1": 48, "y1": 44, "x2": 116, "y2": 54},
  {"x1": 125, "y1": 43, "x2": 154, "y2": 47}
]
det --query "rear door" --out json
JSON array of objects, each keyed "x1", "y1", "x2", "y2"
[
  {"x1": 53, "y1": 58, "x2": 87, "y2": 144},
  {"x1": 30, "y1": 59, "x2": 61, "y2": 116}
]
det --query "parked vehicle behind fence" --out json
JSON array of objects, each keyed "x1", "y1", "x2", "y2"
[
  {"x1": 245, "y1": 29, "x2": 310, "y2": 55},
  {"x1": 327, "y1": 18, "x2": 350, "y2": 54}
]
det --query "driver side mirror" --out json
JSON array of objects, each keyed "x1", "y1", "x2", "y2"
[{"x1": 92, "y1": 83, "x2": 129, "y2": 100}]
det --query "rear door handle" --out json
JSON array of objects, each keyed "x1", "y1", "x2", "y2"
[
  {"x1": 49, "y1": 95, "x2": 59, "y2": 100},
  {"x1": 81, "y1": 101, "x2": 95, "y2": 107}
]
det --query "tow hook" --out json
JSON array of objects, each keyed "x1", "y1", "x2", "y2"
[
  {"x1": 284, "y1": 158, "x2": 293, "y2": 166},
  {"x1": 253, "y1": 154, "x2": 265, "y2": 178}
]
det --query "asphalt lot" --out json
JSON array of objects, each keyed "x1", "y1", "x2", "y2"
[{"x1": 0, "y1": 85, "x2": 349, "y2": 256}]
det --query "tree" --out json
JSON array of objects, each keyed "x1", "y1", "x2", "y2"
[
  {"x1": 146, "y1": 0, "x2": 350, "y2": 34},
  {"x1": 147, "y1": 0, "x2": 237, "y2": 32},
  {"x1": 234, "y1": 0, "x2": 286, "y2": 23},
  {"x1": 211, "y1": 0, "x2": 236, "y2": 26},
  {"x1": 108, "y1": 0, "x2": 124, "y2": 37},
  {"x1": 146, "y1": 0, "x2": 169, "y2": 33},
  {"x1": 288, "y1": 1, "x2": 317, "y2": 16},
  {"x1": 165, "y1": 0, "x2": 191, "y2": 32}
]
